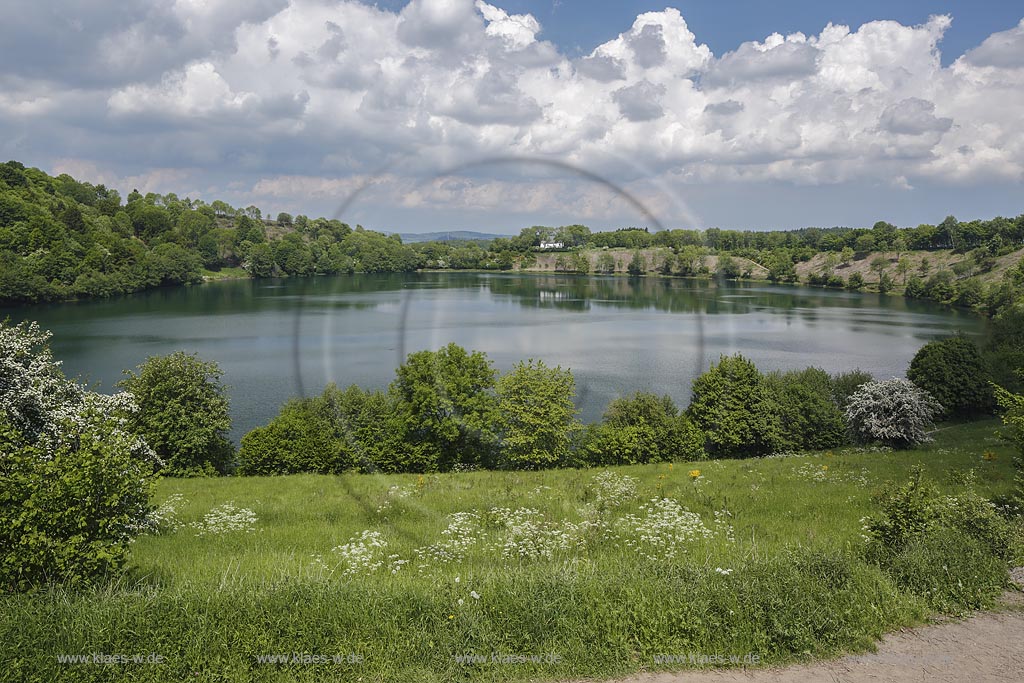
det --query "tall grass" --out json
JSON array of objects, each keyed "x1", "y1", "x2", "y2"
[{"x1": 1, "y1": 421, "x2": 1018, "y2": 682}]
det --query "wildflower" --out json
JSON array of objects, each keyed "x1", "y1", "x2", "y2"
[
  {"x1": 982, "y1": 451, "x2": 997, "y2": 461},
  {"x1": 619, "y1": 498, "x2": 713, "y2": 560},
  {"x1": 455, "y1": 575, "x2": 460, "y2": 583},
  {"x1": 457, "y1": 598, "x2": 464, "y2": 606},
  {"x1": 592, "y1": 471, "x2": 638, "y2": 507},
  {"x1": 688, "y1": 469, "x2": 701, "y2": 481},
  {"x1": 470, "y1": 591, "x2": 480, "y2": 600},
  {"x1": 192, "y1": 503, "x2": 258, "y2": 536},
  {"x1": 331, "y1": 530, "x2": 388, "y2": 576},
  {"x1": 714, "y1": 567, "x2": 733, "y2": 575},
  {"x1": 822, "y1": 465, "x2": 829, "y2": 471}
]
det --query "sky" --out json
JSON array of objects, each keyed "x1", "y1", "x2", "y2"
[{"x1": 1, "y1": 1, "x2": 1023, "y2": 234}]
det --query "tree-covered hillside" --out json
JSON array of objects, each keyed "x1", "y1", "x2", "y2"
[
  {"x1": 3, "y1": 159, "x2": 1024, "y2": 314},
  {"x1": 0, "y1": 161, "x2": 422, "y2": 304}
]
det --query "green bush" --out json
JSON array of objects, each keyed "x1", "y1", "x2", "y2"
[
  {"x1": 238, "y1": 384, "x2": 437, "y2": 475},
  {"x1": 904, "y1": 275, "x2": 926, "y2": 298},
  {"x1": 907, "y1": 335, "x2": 993, "y2": 418},
  {"x1": 118, "y1": 351, "x2": 234, "y2": 475},
  {"x1": 994, "y1": 383, "x2": 1024, "y2": 508},
  {"x1": 0, "y1": 416, "x2": 156, "y2": 591},
  {"x1": 884, "y1": 528, "x2": 1007, "y2": 612},
  {"x1": 846, "y1": 272, "x2": 865, "y2": 290},
  {"x1": 863, "y1": 468, "x2": 1015, "y2": 611},
  {"x1": 688, "y1": 354, "x2": 782, "y2": 458},
  {"x1": 581, "y1": 392, "x2": 705, "y2": 465},
  {"x1": 831, "y1": 369, "x2": 874, "y2": 411},
  {"x1": 765, "y1": 367, "x2": 847, "y2": 451},
  {"x1": 496, "y1": 359, "x2": 581, "y2": 469},
  {"x1": 0, "y1": 320, "x2": 155, "y2": 591},
  {"x1": 238, "y1": 398, "x2": 350, "y2": 475}
]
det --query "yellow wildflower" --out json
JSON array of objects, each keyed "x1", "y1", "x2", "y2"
[{"x1": 689, "y1": 469, "x2": 701, "y2": 480}]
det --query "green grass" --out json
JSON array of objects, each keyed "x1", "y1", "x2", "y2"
[
  {"x1": 2, "y1": 421, "x2": 1019, "y2": 682},
  {"x1": 201, "y1": 267, "x2": 249, "y2": 281}
]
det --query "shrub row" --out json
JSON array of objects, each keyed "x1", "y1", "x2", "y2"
[{"x1": 238, "y1": 345, "x2": 950, "y2": 472}]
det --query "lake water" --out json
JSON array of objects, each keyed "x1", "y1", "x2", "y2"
[{"x1": 2, "y1": 272, "x2": 987, "y2": 442}]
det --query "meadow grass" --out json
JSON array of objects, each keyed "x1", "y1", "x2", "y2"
[{"x1": 1, "y1": 420, "x2": 1018, "y2": 682}]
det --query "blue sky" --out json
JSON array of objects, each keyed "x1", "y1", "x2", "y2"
[
  {"x1": 486, "y1": 1, "x2": 1024, "y2": 62},
  {"x1": 1, "y1": 1, "x2": 1022, "y2": 233}
]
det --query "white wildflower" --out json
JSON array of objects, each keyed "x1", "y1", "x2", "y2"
[{"x1": 192, "y1": 503, "x2": 258, "y2": 536}]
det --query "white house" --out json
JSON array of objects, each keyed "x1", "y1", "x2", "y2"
[{"x1": 539, "y1": 241, "x2": 564, "y2": 250}]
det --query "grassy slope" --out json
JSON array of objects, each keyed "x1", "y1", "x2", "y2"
[{"x1": 1, "y1": 421, "x2": 1017, "y2": 682}]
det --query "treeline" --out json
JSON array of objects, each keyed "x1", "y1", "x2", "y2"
[
  {"x1": 227, "y1": 335, "x2": 996, "y2": 476},
  {"x1": 4, "y1": 159, "x2": 1023, "y2": 321},
  {"x1": 0, "y1": 161, "x2": 421, "y2": 304},
  {"x1": 417, "y1": 216, "x2": 1024, "y2": 269}
]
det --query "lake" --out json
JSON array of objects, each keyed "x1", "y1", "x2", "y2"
[{"x1": 2, "y1": 272, "x2": 987, "y2": 442}]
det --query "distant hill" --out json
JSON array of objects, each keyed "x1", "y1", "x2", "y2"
[{"x1": 396, "y1": 230, "x2": 508, "y2": 243}]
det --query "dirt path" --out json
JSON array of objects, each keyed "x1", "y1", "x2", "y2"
[{"x1": 589, "y1": 593, "x2": 1024, "y2": 683}]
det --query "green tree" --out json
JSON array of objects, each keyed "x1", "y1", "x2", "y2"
[
  {"x1": 879, "y1": 272, "x2": 895, "y2": 293},
  {"x1": 716, "y1": 254, "x2": 741, "y2": 279},
  {"x1": 907, "y1": 336, "x2": 993, "y2": 418},
  {"x1": 238, "y1": 388, "x2": 356, "y2": 475},
  {"x1": 994, "y1": 384, "x2": 1024, "y2": 506},
  {"x1": 627, "y1": 251, "x2": 646, "y2": 276},
  {"x1": 496, "y1": 359, "x2": 581, "y2": 469},
  {"x1": 765, "y1": 368, "x2": 847, "y2": 450},
  {"x1": 596, "y1": 251, "x2": 616, "y2": 274},
  {"x1": 688, "y1": 354, "x2": 782, "y2": 458},
  {"x1": 846, "y1": 272, "x2": 865, "y2": 290},
  {"x1": 766, "y1": 250, "x2": 797, "y2": 282},
  {"x1": 870, "y1": 256, "x2": 889, "y2": 284},
  {"x1": 585, "y1": 392, "x2": 704, "y2": 464},
  {"x1": 391, "y1": 343, "x2": 498, "y2": 471},
  {"x1": 896, "y1": 256, "x2": 912, "y2": 285},
  {"x1": 854, "y1": 233, "x2": 876, "y2": 255},
  {"x1": 118, "y1": 352, "x2": 234, "y2": 475},
  {"x1": 840, "y1": 246, "x2": 855, "y2": 265},
  {"x1": 244, "y1": 242, "x2": 276, "y2": 277}
]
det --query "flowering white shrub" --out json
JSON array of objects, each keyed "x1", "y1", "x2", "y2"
[
  {"x1": 331, "y1": 530, "x2": 388, "y2": 576},
  {"x1": 0, "y1": 320, "x2": 157, "y2": 589},
  {"x1": 591, "y1": 470, "x2": 638, "y2": 508},
  {"x1": 845, "y1": 378, "x2": 942, "y2": 448},
  {"x1": 619, "y1": 498, "x2": 713, "y2": 560},
  {"x1": 0, "y1": 320, "x2": 155, "y2": 463},
  {"x1": 192, "y1": 503, "x2": 259, "y2": 536}
]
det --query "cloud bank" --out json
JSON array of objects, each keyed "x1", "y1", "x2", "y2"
[{"x1": 2, "y1": 1, "x2": 1023, "y2": 229}]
